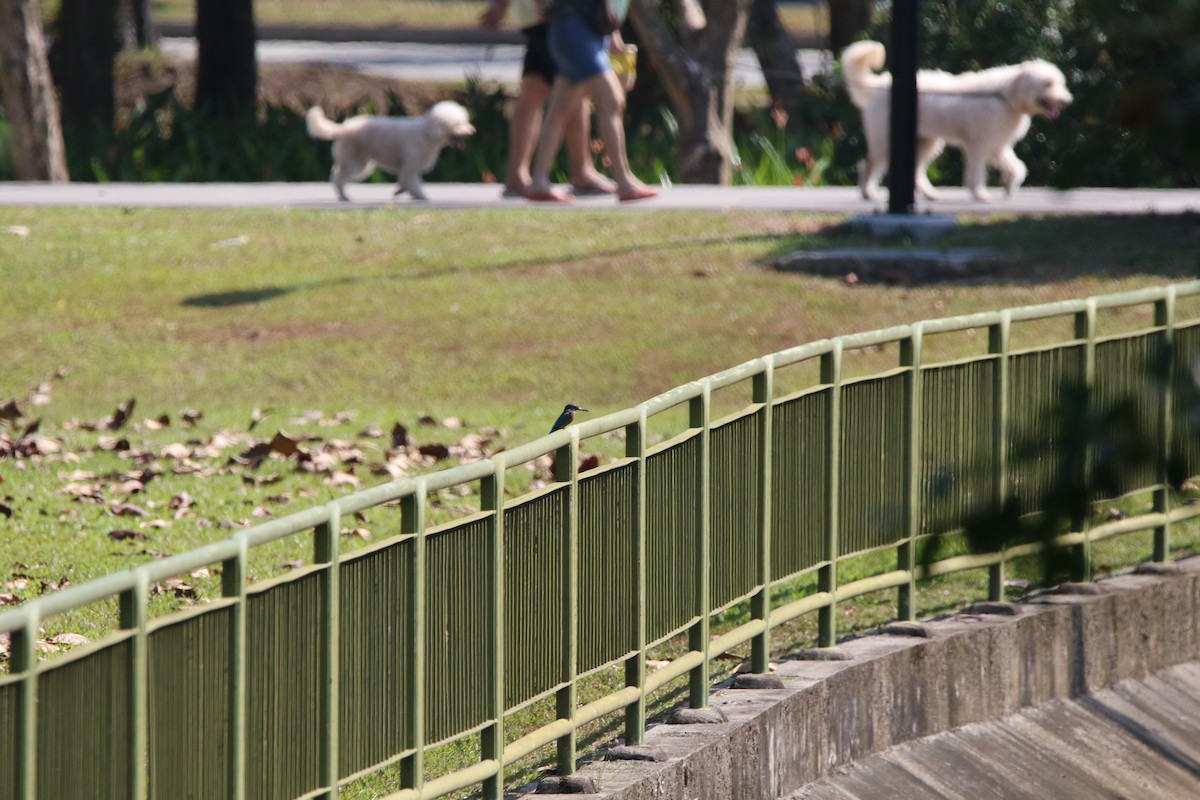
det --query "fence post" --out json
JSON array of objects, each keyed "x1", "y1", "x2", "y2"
[
  {"x1": 1155, "y1": 289, "x2": 1177, "y2": 562},
  {"x1": 988, "y1": 313, "x2": 1012, "y2": 601},
  {"x1": 223, "y1": 533, "x2": 249, "y2": 800},
  {"x1": 481, "y1": 457, "x2": 506, "y2": 800},
  {"x1": 1074, "y1": 302, "x2": 1098, "y2": 581},
  {"x1": 118, "y1": 572, "x2": 150, "y2": 800},
  {"x1": 400, "y1": 483, "x2": 428, "y2": 793},
  {"x1": 315, "y1": 506, "x2": 341, "y2": 799},
  {"x1": 554, "y1": 432, "x2": 581, "y2": 776},
  {"x1": 13, "y1": 615, "x2": 39, "y2": 800},
  {"x1": 624, "y1": 408, "x2": 648, "y2": 744},
  {"x1": 688, "y1": 382, "x2": 712, "y2": 707},
  {"x1": 752, "y1": 362, "x2": 774, "y2": 673},
  {"x1": 819, "y1": 344, "x2": 843, "y2": 648},
  {"x1": 899, "y1": 328, "x2": 923, "y2": 621}
]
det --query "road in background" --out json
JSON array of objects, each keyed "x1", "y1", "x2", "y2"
[{"x1": 159, "y1": 38, "x2": 833, "y2": 91}]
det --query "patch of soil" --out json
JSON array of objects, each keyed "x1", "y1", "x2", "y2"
[{"x1": 115, "y1": 51, "x2": 454, "y2": 116}]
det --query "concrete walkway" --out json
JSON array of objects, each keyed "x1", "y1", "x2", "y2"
[{"x1": 2, "y1": 182, "x2": 1198, "y2": 215}]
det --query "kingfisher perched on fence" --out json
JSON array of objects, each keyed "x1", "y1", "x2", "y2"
[{"x1": 550, "y1": 403, "x2": 589, "y2": 434}]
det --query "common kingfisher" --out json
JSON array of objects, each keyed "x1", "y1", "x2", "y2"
[{"x1": 550, "y1": 403, "x2": 589, "y2": 433}]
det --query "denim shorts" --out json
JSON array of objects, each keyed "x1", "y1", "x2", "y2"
[{"x1": 547, "y1": 11, "x2": 611, "y2": 85}]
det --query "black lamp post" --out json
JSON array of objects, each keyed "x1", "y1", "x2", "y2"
[{"x1": 887, "y1": 0, "x2": 919, "y2": 215}]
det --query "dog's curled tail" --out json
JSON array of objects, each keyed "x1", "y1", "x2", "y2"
[
  {"x1": 305, "y1": 107, "x2": 344, "y2": 140},
  {"x1": 841, "y1": 40, "x2": 889, "y2": 109}
]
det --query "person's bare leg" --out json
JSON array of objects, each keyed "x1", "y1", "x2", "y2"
[
  {"x1": 585, "y1": 70, "x2": 654, "y2": 200},
  {"x1": 563, "y1": 99, "x2": 615, "y2": 193},
  {"x1": 504, "y1": 74, "x2": 551, "y2": 194},
  {"x1": 527, "y1": 77, "x2": 588, "y2": 201}
]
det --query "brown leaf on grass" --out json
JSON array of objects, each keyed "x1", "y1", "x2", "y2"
[
  {"x1": 181, "y1": 409, "x2": 203, "y2": 427},
  {"x1": 442, "y1": 416, "x2": 464, "y2": 429},
  {"x1": 281, "y1": 559, "x2": 304, "y2": 570},
  {"x1": 235, "y1": 441, "x2": 273, "y2": 470},
  {"x1": 169, "y1": 492, "x2": 193, "y2": 519},
  {"x1": 391, "y1": 422, "x2": 412, "y2": 447},
  {"x1": 0, "y1": 593, "x2": 21, "y2": 606},
  {"x1": 140, "y1": 415, "x2": 168, "y2": 431},
  {"x1": 341, "y1": 527, "x2": 371, "y2": 540},
  {"x1": 250, "y1": 506, "x2": 273, "y2": 518},
  {"x1": 268, "y1": 431, "x2": 299, "y2": 457},
  {"x1": 359, "y1": 425, "x2": 385, "y2": 439},
  {"x1": 0, "y1": 399, "x2": 22, "y2": 425},
  {"x1": 106, "y1": 398, "x2": 136, "y2": 431},
  {"x1": 160, "y1": 442, "x2": 191, "y2": 460},
  {"x1": 418, "y1": 443, "x2": 451, "y2": 461},
  {"x1": 140, "y1": 519, "x2": 171, "y2": 529},
  {"x1": 110, "y1": 502, "x2": 148, "y2": 517},
  {"x1": 579, "y1": 454, "x2": 601, "y2": 473},
  {"x1": 324, "y1": 471, "x2": 361, "y2": 488},
  {"x1": 60, "y1": 469, "x2": 97, "y2": 482},
  {"x1": 97, "y1": 436, "x2": 131, "y2": 452},
  {"x1": 62, "y1": 482, "x2": 104, "y2": 500},
  {"x1": 108, "y1": 529, "x2": 147, "y2": 541},
  {"x1": 417, "y1": 415, "x2": 437, "y2": 426},
  {"x1": 48, "y1": 632, "x2": 89, "y2": 647},
  {"x1": 112, "y1": 479, "x2": 144, "y2": 495},
  {"x1": 298, "y1": 451, "x2": 338, "y2": 474},
  {"x1": 0, "y1": 502, "x2": 11, "y2": 518},
  {"x1": 265, "y1": 494, "x2": 292, "y2": 505},
  {"x1": 153, "y1": 578, "x2": 195, "y2": 599},
  {"x1": 20, "y1": 417, "x2": 41, "y2": 437},
  {"x1": 40, "y1": 576, "x2": 70, "y2": 592}
]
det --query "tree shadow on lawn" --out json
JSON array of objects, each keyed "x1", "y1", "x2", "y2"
[
  {"x1": 761, "y1": 212, "x2": 1200, "y2": 286},
  {"x1": 177, "y1": 230, "x2": 800, "y2": 307}
]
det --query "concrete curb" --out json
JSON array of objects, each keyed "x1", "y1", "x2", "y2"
[{"x1": 529, "y1": 558, "x2": 1200, "y2": 798}]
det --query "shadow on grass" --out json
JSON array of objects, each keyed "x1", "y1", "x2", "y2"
[{"x1": 760, "y1": 213, "x2": 1200, "y2": 285}]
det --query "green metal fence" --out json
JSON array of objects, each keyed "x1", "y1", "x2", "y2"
[{"x1": 3, "y1": 283, "x2": 1200, "y2": 800}]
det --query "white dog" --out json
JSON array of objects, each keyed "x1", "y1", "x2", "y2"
[
  {"x1": 841, "y1": 40, "x2": 1072, "y2": 202},
  {"x1": 306, "y1": 101, "x2": 475, "y2": 202}
]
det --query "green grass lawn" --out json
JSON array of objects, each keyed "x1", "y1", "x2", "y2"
[{"x1": 4, "y1": 206, "x2": 1200, "y2": 796}]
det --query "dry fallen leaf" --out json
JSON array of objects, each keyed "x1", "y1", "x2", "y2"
[
  {"x1": 106, "y1": 398, "x2": 137, "y2": 431},
  {"x1": 108, "y1": 529, "x2": 148, "y2": 541}
]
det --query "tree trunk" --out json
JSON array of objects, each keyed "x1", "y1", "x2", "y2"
[
  {"x1": 829, "y1": 0, "x2": 872, "y2": 55},
  {"x1": 0, "y1": 0, "x2": 69, "y2": 180},
  {"x1": 195, "y1": 0, "x2": 257, "y2": 117},
  {"x1": 117, "y1": 0, "x2": 159, "y2": 50},
  {"x1": 745, "y1": 0, "x2": 804, "y2": 128},
  {"x1": 628, "y1": 0, "x2": 752, "y2": 184},
  {"x1": 52, "y1": 0, "x2": 120, "y2": 131}
]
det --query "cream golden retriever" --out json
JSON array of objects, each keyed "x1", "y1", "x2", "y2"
[
  {"x1": 842, "y1": 40, "x2": 1072, "y2": 202},
  {"x1": 306, "y1": 100, "x2": 475, "y2": 202}
]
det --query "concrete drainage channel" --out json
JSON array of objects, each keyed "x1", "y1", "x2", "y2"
[{"x1": 525, "y1": 559, "x2": 1200, "y2": 799}]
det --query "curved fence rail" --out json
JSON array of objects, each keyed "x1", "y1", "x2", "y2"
[{"x1": 4, "y1": 283, "x2": 1200, "y2": 800}]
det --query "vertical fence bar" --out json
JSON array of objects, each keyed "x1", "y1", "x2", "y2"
[
  {"x1": 819, "y1": 344, "x2": 843, "y2": 647},
  {"x1": 315, "y1": 507, "x2": 341, "y2": 799},
  {"x1": 481, "y1": 457, "x2": 506, "y2": 800},
  {"x1": 1074, "y1": 302, "x2": 1098, "y2": 581},
  {"x1": 118, "y1": 573, "x2": 150, "y2": 800},
  {"x1": 222, "y1": 533, "x2": 249, "y2": 800},
  {"x1": 553, "y1": 433, "x2": 581, "y2": 776},
  {"x1": 1154, "y1": 290, "x2": 1176, "y2": 562},
  {"x1": 899, "y1": 328, "x2": 923, "y2": 621},
  {"x1": 751, "y1": 362, "x2": 774, "y2": 673},
  {"x1": 400, "y1": 483, "x2": 427, "y2": 793},
  {"x1": 987, "y1": 314, "x2": 1012, "y2": 600},
  {"x1": 688, "y1": 382, "x2": 712, "y2": 707},
  {"x1": 13, "y1": 614, "x2": 38, "y2": 800},
  {"x1": 624, "y1": 408, "x2": 648, "y2": 744}
]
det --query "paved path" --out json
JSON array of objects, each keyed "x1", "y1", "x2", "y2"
[{"x1": 1, "y1": 182, "x2": 1198, "y2": 216}]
